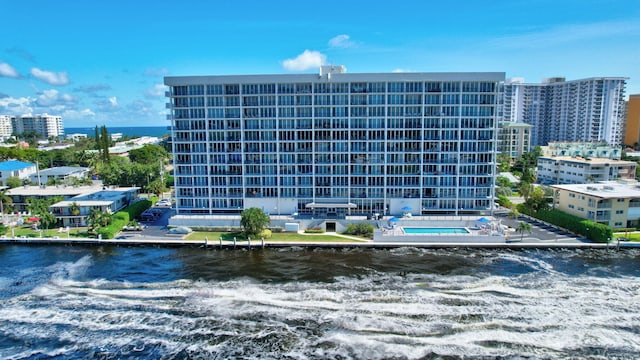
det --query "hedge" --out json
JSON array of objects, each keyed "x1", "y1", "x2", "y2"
[
  {"x1": 518, "y1": 205, "x2": 613, "y2": 243},
  {"x1": 123, "y1": 197, "x2": 156, "y2": 219},
  {"x1": 97, "y1": 198, "x2": 156, "y2": 239},
  {"x1": 98, "y1": 212, "x2": 129, "y2": 239}
]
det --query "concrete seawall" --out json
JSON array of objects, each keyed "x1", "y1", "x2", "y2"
[{"x1": 0, "y1": 237, "x2": 636, "y2": 250}]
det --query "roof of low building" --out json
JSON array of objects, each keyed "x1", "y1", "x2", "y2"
[
  {"x1": 539, "y1": 156, "x2": 636, "y2": 165},
  {"x1": 0, "y1": 160, "x2": 36, "y2": 171},
  {"x1": 551, "y1": 181, "x2": 640, "y2": 199},
  {"x1": 37, "y1": 166, "x2": 89, "y2": 176},
  {"x1": 6, "y1": 184, "x2": 104, "y2": 197}
]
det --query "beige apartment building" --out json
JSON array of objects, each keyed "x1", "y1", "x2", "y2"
[{"x1": 551, "y1": 181, "x2": 640, "y2": 229}]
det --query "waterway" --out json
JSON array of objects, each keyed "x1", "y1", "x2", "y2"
[{"x1": 1, "y1": 245, "x2": 639, "y2": 359}]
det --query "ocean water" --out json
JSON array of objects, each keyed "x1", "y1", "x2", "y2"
[
  {"x1": 65, "y1": 126, "x2": 170, "y2": 139},
  {"x1": 1, "y1": 245, "x2": 639, "y2": 359}
]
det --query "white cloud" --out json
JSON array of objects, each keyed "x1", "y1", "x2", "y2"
[
  {"x1": 0, "y1": 62, "x2": 20, "y2": 78},
  {"x1": 35, "y1": 89, "x2": 77, "y2": 107},
  {"x1": 392, "y1": 68, "x2": 413, "y2": 73},
  {"x1": 329, "y1": 34, "x2": 354, "y2": 48},
  {"x1": 30, "y1": 67, "x2": 69, "y2": 86},
  {"x1": 0, "y1": 95, "x2": 34, "y2": 114},
  {"x1": 93, "y1": 96, "x2": 119, "y2": 112},
  {"x1": 145, "y1": 83, "x2": 166, "y2": 97},
  {"x1": 282, "y1": 50, "x2": 327, "y2": 71}
]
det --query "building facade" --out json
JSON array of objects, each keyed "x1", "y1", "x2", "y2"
[
  {"x1": 551, "y1": 181, "x2": 640, "y2": 229},
  {"x1": 503, "y1": 77, "x2": 627, "y2": 146},
  {"x1": 0, "y1": 160, "x2": 37, "y2": 186},
  {"x1": 497, "y1": 121, "x2": 532, "y2": 159},
  {"x1": 540, "y1": 141, "x2": 623, "y2": 159},
  {"x1": 29, "y1": 166, "x2": 90, "y2": 185},
  {"x1": 165, "y1": 68, "x2": 504, "y2": 217},
  {"x1": 11, "y1": 114, "x2": 64, "y2": 138},
  {"x1": 537, "y1": 156, "x2": 636, "y2": 185},
  {"x1": 49, "y1": 187, "x2": 139, "y2": 227},
  {"x1": 0, "y1": 115, "x2": 13, "y2": 141},
  {"x1": 6, "y1": 183, "x2": 104, "y2": 213},
  {"x1": 624, "y1": 94, "x2": 640, "y2": 147}
]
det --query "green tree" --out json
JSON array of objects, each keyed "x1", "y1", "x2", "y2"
[
  {"x1": 495, "y1": 175, "x2": 513, "y2": 197},
  {"x1": 5, "y1": 176, "x2": 22, "y2": 189},
  {"x1": 70, "y1": 202, "x2": 80, "y2": 216},
  {"x1": 46, "y1": 177, "x2": 64, "y2": 186},
  {"x1": 519, "y1": 181, "x2": 534, "y2": 202},
  {"x1": 129, "y1": 144, "x2": 169, "y2": 164},
  {"x1": 524, "y1": 186, "x2": 550, "y2": 214},
  {"x1": 146, "y1": 178, "x2": 166, "y2": 197},
  {"x1": 496, "y1": 194, "x2": 513, "y2": 209},
  {"x1": 0, "y1": 189, "x2": 13, "y2": 215},
  {"x1": 517, "y1": 221, "x2": 532, "y2": 241},
  {"x1": 497, "y1": 152, "x2": 512, "y2": 172},
  {"x1": 240, "y1": 207, "x2": 270, "y2": 237},
  {"x1": 86, "y1": 207, "x2": 112, "y2": 234},
  {"x1": 101, "y1": 125, "x2": 111, "y2": 163},
  {"x1": 38, "y1": 211, "x2": 57, "y2": 229}
]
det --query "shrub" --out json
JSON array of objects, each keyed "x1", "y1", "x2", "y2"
[
  {"x1": 304, "y1": 228, "x2": 325, "y2": 234},
  {"x1": 258, "y1": 229, "x2": 272, "y2": 239},
  {"x1": 344, "y1": 222, "x2": 374, "y2": 238}
]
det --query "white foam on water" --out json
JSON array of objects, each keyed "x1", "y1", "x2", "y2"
[{"x1": 2, "y1": 261, "x2": 640, "y2": 358}]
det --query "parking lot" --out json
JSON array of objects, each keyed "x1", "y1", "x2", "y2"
[
  {"x1": 496, "y1": 213, "x2": 588, "y2": 243},
  {"x1": 116, "y1": 206, "x2": 175, "y2": 240}
]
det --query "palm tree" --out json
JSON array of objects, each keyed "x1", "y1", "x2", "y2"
[
  {"x1": 517, "y1": 221, "x2": 532, "y2": 241},
  {"x1": 70, "y1": 202, "x2": 80, "y2": 216},
  {"x1": 0, "y1": 189, "x2": 13, "y2": 216}
]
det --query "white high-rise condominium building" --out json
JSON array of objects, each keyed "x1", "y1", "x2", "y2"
[
  {"x1": 0, "y1": 115, "x2": 13, "y2": 141},
  {"x1": 503, "y1": 77, "x2": 627, "y2": 146},
  {"x1": 11, "y1": 114, "x2": 64, "y2": 138},
  {"x1": 165, "y1": 67, "x2": 503, "y2": 217}
]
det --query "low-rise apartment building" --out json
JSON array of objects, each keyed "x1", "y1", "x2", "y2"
[
  {"x1": 29, "y1": 166, "x2": 90, "y2": 185},
  {"x1": 0, "y1": 160, "x2": 37, "y2": 186},
  {"x1": 537, "y1": 156, "x2": 636, "y2": 185},
  {"x1": 6, "y1": 184, "x2": 105, "y2": 213},
  {"x1": 49, "y1": 187, "x2": 139, "y2": 227},
  {"x1": 551, "y1": 181, "x2": 640, "y2": 229}
]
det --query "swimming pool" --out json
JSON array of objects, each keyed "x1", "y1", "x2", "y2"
[{"x1": 402, "y1": 227, "x2": 470, "y2": 235}]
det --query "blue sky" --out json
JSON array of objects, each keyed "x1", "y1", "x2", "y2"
[{"x1": 1, "y1": 0, "x2": 638, "y2": 128}]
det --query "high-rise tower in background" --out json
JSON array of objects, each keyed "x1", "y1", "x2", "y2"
[
  {"x1": 503, "y1": 77, "x2": 627, "y2": 146},
  {"x1": 165, "y1": 68, "x2": 504, "y2": 217},
  {"x1": 624, "y1": 94, "x2": 640, "y2": 147}
]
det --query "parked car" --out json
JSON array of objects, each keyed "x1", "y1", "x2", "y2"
[{"x1": 155, "y1": 199, "x2": 172, "y2": 207}]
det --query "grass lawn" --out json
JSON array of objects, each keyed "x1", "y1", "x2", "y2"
[
  {"x1": 9, "y1": 226, "x2": 91, "y2": 238},
  {"x1": 613, "y1": 232, "x2": 640, "y2": 242},
  {"x1": 185, "y1": 231, "x2": 368, "y2": 243}
]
